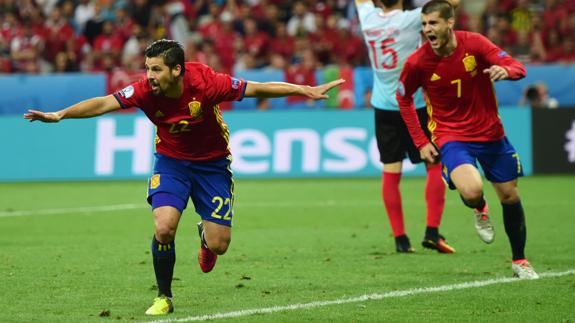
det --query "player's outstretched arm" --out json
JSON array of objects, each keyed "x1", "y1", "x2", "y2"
[
  {"x1": 24, "y1": 94, "x2": 122, "y2": 123},
  {"x1": 244, "y1": 79, "x2": 345, "y2": 100}
]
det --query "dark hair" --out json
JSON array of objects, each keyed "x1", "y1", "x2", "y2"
[
  {"x1": 526, "y1": 86, "x2": 540, "y2": 101},
  {"x1": 145, "y1": 39, "x2": 185, "y2": 75},
  {"x1": 422, "y1": 0, "x2": 455, "y2": 20},
  {"x1": 381, "y1": 0, "x2": 401, "y2": 7}
]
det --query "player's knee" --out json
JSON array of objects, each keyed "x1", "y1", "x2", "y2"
[
  {"x1": 207, "y1": 235, "x2": 231, "y2": 255},
  {"x1": 498, "y1": 190, "x2": 520, "y2": 204},
  {"x1": 459, "y1": 185, "x2": 483, "y2": 202},
  {"x1": 155, "y1": 224, "x2": 177, "y2": 244}
]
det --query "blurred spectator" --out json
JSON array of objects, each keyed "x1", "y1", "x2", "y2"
[
  {"x1": 559, "y1": 37, "x2": 575, "y2": 64},
  {"x1": 268, "y1": 22, "x2": 295, "y2": 60},
  {"x1": 510, "y1": 0, "x2": 532, "y2": 33},
  {"x1": 285, "y1": 48, "x2": 317, "y2": 107},
  {"x1": 10, "y1": 20, "x2": 44, "y2": 73},
  {"x1": 242, "y1": 17, "x2": 269, "y2": 67},
  {"x1": 286, "y1": 1, "x2": 316, "y2": 37},
  {"x1": 44, "y1": 6, "x2": 75, "y2": 63},
  {"x1": 74, "y1": 0, "x2": 95, "y2": 34},
  {"x1": 520, "y1": 82, "x2": 559, "y2": 109}
]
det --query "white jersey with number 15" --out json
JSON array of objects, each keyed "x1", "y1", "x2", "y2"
[{"x1": 357, "y1": 2, "x2": 425, "y2": 111}]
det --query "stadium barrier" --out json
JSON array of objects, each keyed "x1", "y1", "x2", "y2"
[
  {"x1": 0, "y1": 65, "x2": 573, "y2": 115},
  {"x1": 0, "y1": 109, "x2": 531, "y2": 181}
]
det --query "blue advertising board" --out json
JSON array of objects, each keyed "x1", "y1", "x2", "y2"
[{"x1": 0, "y1": 109, "x2": 532, "y2": 181}]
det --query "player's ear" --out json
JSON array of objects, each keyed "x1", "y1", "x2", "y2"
[
  {"x1": 172, "y1": 64, "x2": 182, "y2": 78},
  {"x1": 447, "y1": 17, "x2": 455, "y2": 29}
]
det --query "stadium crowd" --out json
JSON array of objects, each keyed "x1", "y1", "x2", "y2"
[{"x1": 1, "y1": 0, "x2": 574, "y2": 75}]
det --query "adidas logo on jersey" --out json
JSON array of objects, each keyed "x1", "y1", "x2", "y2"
[{"x1": 431, "y1": 73, "x2": 441, "y2": 81}]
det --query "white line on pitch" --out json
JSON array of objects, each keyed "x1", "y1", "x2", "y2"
[
  {"x1": 144, "y1": 269, "x2": 575, "y2": 323},
  {"x1": 0, "y1": 204, "x2": 145, "y2": 217}
]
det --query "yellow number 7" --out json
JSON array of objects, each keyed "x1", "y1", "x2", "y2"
[{"x1": 450, "y1": 79, "x2": 461, "y2": 98}]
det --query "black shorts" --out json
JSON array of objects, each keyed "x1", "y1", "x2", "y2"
[{"x1": 374, "y1": 108, "x2": 430, "y2": 164}]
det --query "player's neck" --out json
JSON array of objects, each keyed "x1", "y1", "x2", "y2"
[
  {"x1": 164, "y1": 78, "x2": 184, "y2": 98},
  {"x1": 383, "y1": 3, "x2": 402, "y2": 13},
  {"x1": 433, "y1": 30, "x2": 457, "y2": 57}
]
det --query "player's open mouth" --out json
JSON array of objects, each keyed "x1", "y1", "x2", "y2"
[{"x1": 427, "y1": 35, "x2": 438, "y2": 46}]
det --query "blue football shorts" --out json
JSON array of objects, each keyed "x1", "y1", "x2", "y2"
[
  {"x1": 147, "y1": 153, "x2": 234, "y2": 226},
  {"x1": 439, "y1": 137, "x2": 524, "y2": 190}
]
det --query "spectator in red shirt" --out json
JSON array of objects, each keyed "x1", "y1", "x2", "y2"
[
  {"x1": 269, "y1": 22, "x2": 295, "y2": 60},
  {"x1": 242, "y1": 17, "x2": 270, "y2": 66},
  {"x1": 44, "y1": 7, "x2": 75, "y2": 63},
  {"x1": 93, "y1": 20, "x2": 124, "y2": 68}
]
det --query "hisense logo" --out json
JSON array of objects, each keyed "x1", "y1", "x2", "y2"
[{"x1": 565, "y1": 120, "x2": 575, "y2": 163}]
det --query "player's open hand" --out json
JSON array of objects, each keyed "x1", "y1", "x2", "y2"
[
  {"x1": 24, "y1": 109, "x2": 62, "y2": 123},
  {"x1": 306, "y1": 79, "x2": 346, "y2": 100},
  {"x1": 483, "y1": 65, "x2": 509, "y2": 82},
  {"x1": 419, "y1": 142, "x2": 440, "y2": 164}
]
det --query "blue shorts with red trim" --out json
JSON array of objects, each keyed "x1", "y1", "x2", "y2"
[
  {"x1": 440, "y1": 137, "x2": 524, "y2": 190},
  {"x1": 147, "y1": 153, "x2": 234, "y2": 226}
]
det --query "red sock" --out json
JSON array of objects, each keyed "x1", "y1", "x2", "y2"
[
  {"x1": 425, "y1": 164, "x2": 446, "y2": 228},
  {"x1": 382, "y1": 171, "x2": 404, "y2": 237}
]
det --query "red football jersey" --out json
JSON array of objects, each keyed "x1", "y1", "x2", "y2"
[
  {"x1": 397, "y1": 31, "x2": 526, "y2": 149},
  {"x1": 113, "y1": 62, "x2": 247, "y2": 161}
]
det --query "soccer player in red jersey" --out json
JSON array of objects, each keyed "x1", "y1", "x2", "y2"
[
  {"x1": 397, "y1": 1, "x2": 539, "y2": 279},
  {"x1": 356, "y1": 0, "x2": 460, "y2": 255},
  {"x1": 24, "y1": 39, "x2": 345, "y2": 315}
]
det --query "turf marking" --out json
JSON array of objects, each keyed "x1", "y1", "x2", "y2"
[
  {"x1": 144, "y1": 269, "x2": 575, "y2": 323},
  {"x1": 0, "y1": 204, "x2": 144, "y2": 217}
]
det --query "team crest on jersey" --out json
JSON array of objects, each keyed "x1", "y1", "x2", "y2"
[
  {"x1": 188, "y1": 101, "x2": 202, "y2": 119},
  {"x1": 463, "y1": 55, "x2": 477, "y2": 73},
  {"x1": 119, "y1": 85, "x2": 134, "y2": 99},
  {"x1": 150, "y1": 174, "x2": 160, "y2": 189}
]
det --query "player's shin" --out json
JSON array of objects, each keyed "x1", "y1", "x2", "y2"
[
  {"x1": 151, "y1": 236, "x2": 176, "y2": 297},
  {"x1": 425, "y1": 164, "x2": 445, "y2": 228},
  {"x1": 502, "y1": 201, "x2": 527, "y2": 260}
]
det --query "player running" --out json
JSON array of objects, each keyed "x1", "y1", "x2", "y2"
[
  {"x1": 397, "y1": 0, "x2": 538, "y2": 279},
  {"x1": 24, "y1": 39, "x2": 345, "y2": 315},
  {"x1": 355, "y1": 0, "x2": 459, "y2": 254}
]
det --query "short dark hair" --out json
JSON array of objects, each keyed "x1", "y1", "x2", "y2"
[
  {"x1": 422, "y1": 0, "x2": 455, "y2": 20},
  {"x1": 381, "y1": 0, "x2": 401, "y2": 7},
  {"x1": 145, "y1": 39, "x2": 185, "y2": 75}
]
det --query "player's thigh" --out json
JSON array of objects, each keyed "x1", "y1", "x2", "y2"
[
  {"x1": 374, "y1": 109, "x2": 406, "y2": 164},
  {"x1": 202, "y1": 220, "x2": 231, "y2": 249},
  {"x1": 440, "y1": 141, "x2": 482, "y2": 195},
  {"x1": 189, "y1": 158, "x2": 235, "y2": 228},
  {"x1": 477, "y1": 137, "x2": 524, "y2": 185}
]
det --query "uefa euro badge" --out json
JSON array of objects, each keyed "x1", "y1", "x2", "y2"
[
  {"x1": 463, "y1": 54, "x2": 477, "y2": 74},
  {"x1": 150, "y1": 174, "x2": 160, "y2": 189},
  {"x1": 188, "y1": 101, "x2": 202, "y2": 119}
]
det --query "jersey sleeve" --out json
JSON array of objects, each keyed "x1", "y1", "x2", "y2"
[
  {"x1": 113, "y1": 80, "x2": 145, "y2": 109},
  {"x1": 473, "y1": 33, "x2": 526, "y2": 80},
  {"x1": 356, "y1": 1, "x2": 376, "y2": 26},
  {"x1": 397, "y1": 58, "x2": 429, "y2": 149},
  {"x1": 202, "y1": 66, "x2": 247, "y2": 104}
]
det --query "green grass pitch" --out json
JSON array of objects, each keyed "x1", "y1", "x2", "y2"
[{"x1": 1, "y1": 176, "x2": 574, "y2": 322}]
